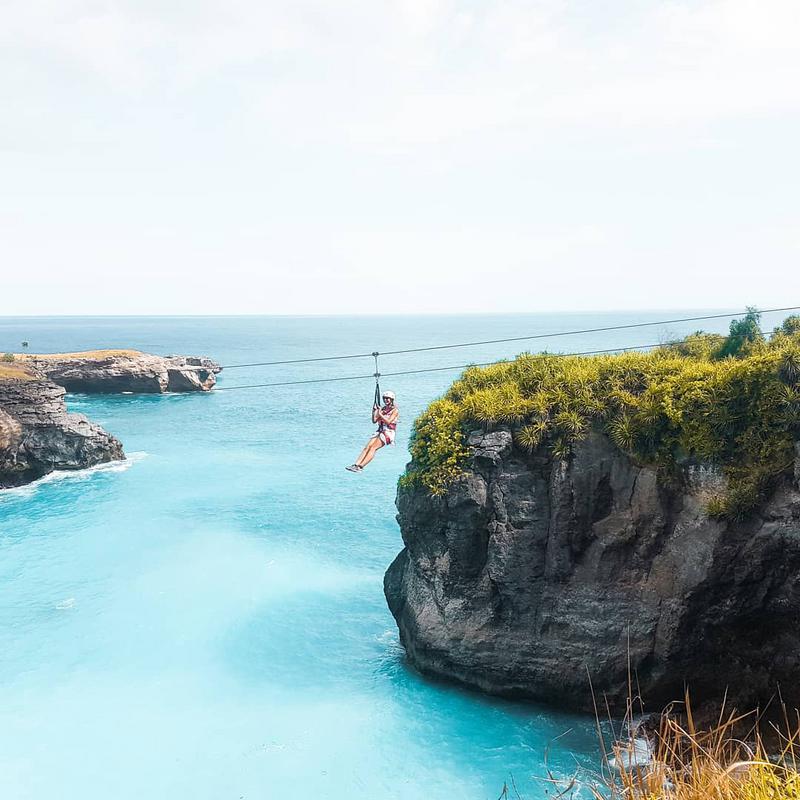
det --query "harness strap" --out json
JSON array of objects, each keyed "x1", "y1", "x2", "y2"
[{"x1": 380, "y1": 410, "x2": 397, "y2": 431}]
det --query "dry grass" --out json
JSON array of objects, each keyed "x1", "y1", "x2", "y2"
[
  {"x1": 17, "y1": 349, "x2": 143, "y2": 360},
  {"x1": 591, "y1": 694, "x2": 800, "y2": 800},
  {"x1": 1, "y1": 350, "x2": 142, "y2": 380},
  {"x1": 0, "y1": 362, "x2": 38, "y2": 381}
]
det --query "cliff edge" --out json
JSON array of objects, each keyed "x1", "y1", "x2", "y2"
[{"x1": 19, "y1": 350, "x2": 221, "y2": 393}]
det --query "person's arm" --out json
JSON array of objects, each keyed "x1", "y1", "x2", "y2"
[
  {"x1": 372, "y1": 406, "x2": 381, "y2": 423},
  {"x1": 383, "y1": 408, "x2": 399, "y2": 425}
]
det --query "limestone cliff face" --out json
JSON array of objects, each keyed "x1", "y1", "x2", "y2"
[
  {"x1": 385, "y1": 428, "x2": 800, "y2": 712},
  {"x1": 0, "y1": 378, "x2": 124, "y2": 488},
  {"x1": 22, "y1": 352, "x2": 221, "y2": 393}
]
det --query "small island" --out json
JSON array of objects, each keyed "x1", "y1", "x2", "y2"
[{"x1": 0, "y1": 350, "x2": 221, "y2": 488}]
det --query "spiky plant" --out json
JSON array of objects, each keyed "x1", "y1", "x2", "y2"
[
  {"x1": 705, "y1": 494, "x2": 728, "y2": 517},
  {"x1": 528, "y1": 393, "x2": 551, "y2": 416},
  {"x1": 636, "y1": 395, "x2": 664, "y2": 426},
  {"x1": 607, "y1": 415, "x2": 637, "y2": 452},
  {"x1": 778, "y1": 348, "x2": 800, "y2": 386},
  {"x1": 515, "y1": 422, "x2": 545, "y2": 452},
  {"x1": 778, "y1": 384, "x2": 800, "y2": 419},
  {"x1": 608, "y1": 388, "x2": 639, "y2": 411},
  {"x1": 551, "y1": 436, "x2": 572, "y2": 461},
  {"x1": 554, "y1": 410, "x2": 587, "y2": 438}
]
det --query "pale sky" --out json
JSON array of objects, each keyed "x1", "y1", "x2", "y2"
[{"x1": 2, "y1": 0, "x2": 799, "y2": 315}]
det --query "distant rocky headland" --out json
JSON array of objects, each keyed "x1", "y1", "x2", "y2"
[
  {"x1": 0, "y1": 350, "x2": 221, "y2": 488},
  {"x1": 22, "y1": 350, "x2": 220, "y2": 393},
  {"x1": 385, "y1": 313, "x2": 800, "y2": 713}
]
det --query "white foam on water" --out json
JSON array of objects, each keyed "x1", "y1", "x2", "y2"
[
  {"x1": 376, "y1": 629, "x2": 399, "y2": 645},
  {"x1": 609, "y1": 737, "x2": 653, "y2": 770},
  {"x1": 0, "y1": 452, "x2": 148, "y2": 500}
]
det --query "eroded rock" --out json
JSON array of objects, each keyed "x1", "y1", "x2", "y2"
[
  {"x1": 385, "y1": 427, "x2": 800, "y2": 711},
  {"x1": 0, "y1": 378, "x2": 124, "y2": 488}
]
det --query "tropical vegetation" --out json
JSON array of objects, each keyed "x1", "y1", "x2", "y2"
[{"x1": 403, "y1": 311, "x2": 800, "y2": 518}]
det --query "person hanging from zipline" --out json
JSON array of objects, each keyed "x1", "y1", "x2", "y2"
[{"x1": 346, "y1": 390, "x2": 398, "y2": 472}]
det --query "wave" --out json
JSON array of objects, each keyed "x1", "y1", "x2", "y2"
[{"x1": 0, "y1": 452, "x2": 148, "y2": 500}]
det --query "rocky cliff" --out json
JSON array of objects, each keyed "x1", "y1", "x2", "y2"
[
  {"x1": 385, "y1": 427, "x2": 800, "y2": 712},
  {"x1": 21, "y1": 351, "x2": 221, "y2": 393},
  {"x1": 0, "y1": 374, "x2": 124, "y2": 488},
  {"x1": 0, "y1": 350, "x2": 221, "y2": 488}
]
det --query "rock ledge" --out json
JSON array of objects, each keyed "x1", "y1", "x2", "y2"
[{"x1": 20, "y1": 351, "x2": 221, "y2": 393}]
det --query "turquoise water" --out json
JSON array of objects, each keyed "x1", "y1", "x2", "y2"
[{"x1": 0, "y1": 312, "x2": 786, "y2": 799}]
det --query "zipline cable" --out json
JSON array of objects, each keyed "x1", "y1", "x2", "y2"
[
  {"x1": 215, "y1": 305, "x2": 800, "y2": 370},
  {"x1": 212, "y1": 341, "x2": 673, "y2": 391}
]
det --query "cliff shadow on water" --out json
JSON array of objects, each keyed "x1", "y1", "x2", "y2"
[{"x1": 384, "y1": 315, "x2": 800, "y2": 713}]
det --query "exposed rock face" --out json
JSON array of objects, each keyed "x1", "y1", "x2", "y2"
[
  {"x1": 0, "y1": 378, "x2": 124, "y2": 488},
  {"x1": 385, "y1": 427, "x2": 800, "y2": 712},
  {"x1": 22, "y1": 352, "x2": 221, "y2": 393},
  {"x1": 0, "y1": 350, "x2": 219, "y2": 488}
]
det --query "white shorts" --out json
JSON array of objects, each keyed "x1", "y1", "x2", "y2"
[{"x1": 376, "y1": 428, "x2": 396, "y2": 446}]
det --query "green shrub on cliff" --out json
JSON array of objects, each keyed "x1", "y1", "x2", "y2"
[
  {"x1": 712, "y1": 307, "x2": 764, "y2": 359},
  {"x1": 402, "y1": 314, "x2": 800, "y2": 518},
  {"x1": 773, "y1": 314, "x2": 800, "y2": 338}
]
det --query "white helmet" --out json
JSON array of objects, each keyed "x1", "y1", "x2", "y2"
[{"x1": 382, "y1": 390, "x2": 396, "y2": 401}]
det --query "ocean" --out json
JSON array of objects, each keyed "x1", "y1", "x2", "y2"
[{"x1": 0, "y1": 311, "x2": 785, "y2": 799}]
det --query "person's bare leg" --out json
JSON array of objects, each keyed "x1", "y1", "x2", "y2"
[
  {"x1": 353, "y1": 436, "x2": 376, "y2": 466},
  {"x1": 357, "y1": 437, "x2": 384, "y2": 468}
]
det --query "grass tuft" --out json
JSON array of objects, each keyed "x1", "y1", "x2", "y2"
[{"x1": 593, "y1": 695, "x2": 800, "y2": 800}]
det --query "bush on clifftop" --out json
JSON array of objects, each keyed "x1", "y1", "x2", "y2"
[{"x1": 402, "y1": 312, "x2": 800, "y2": 519}]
